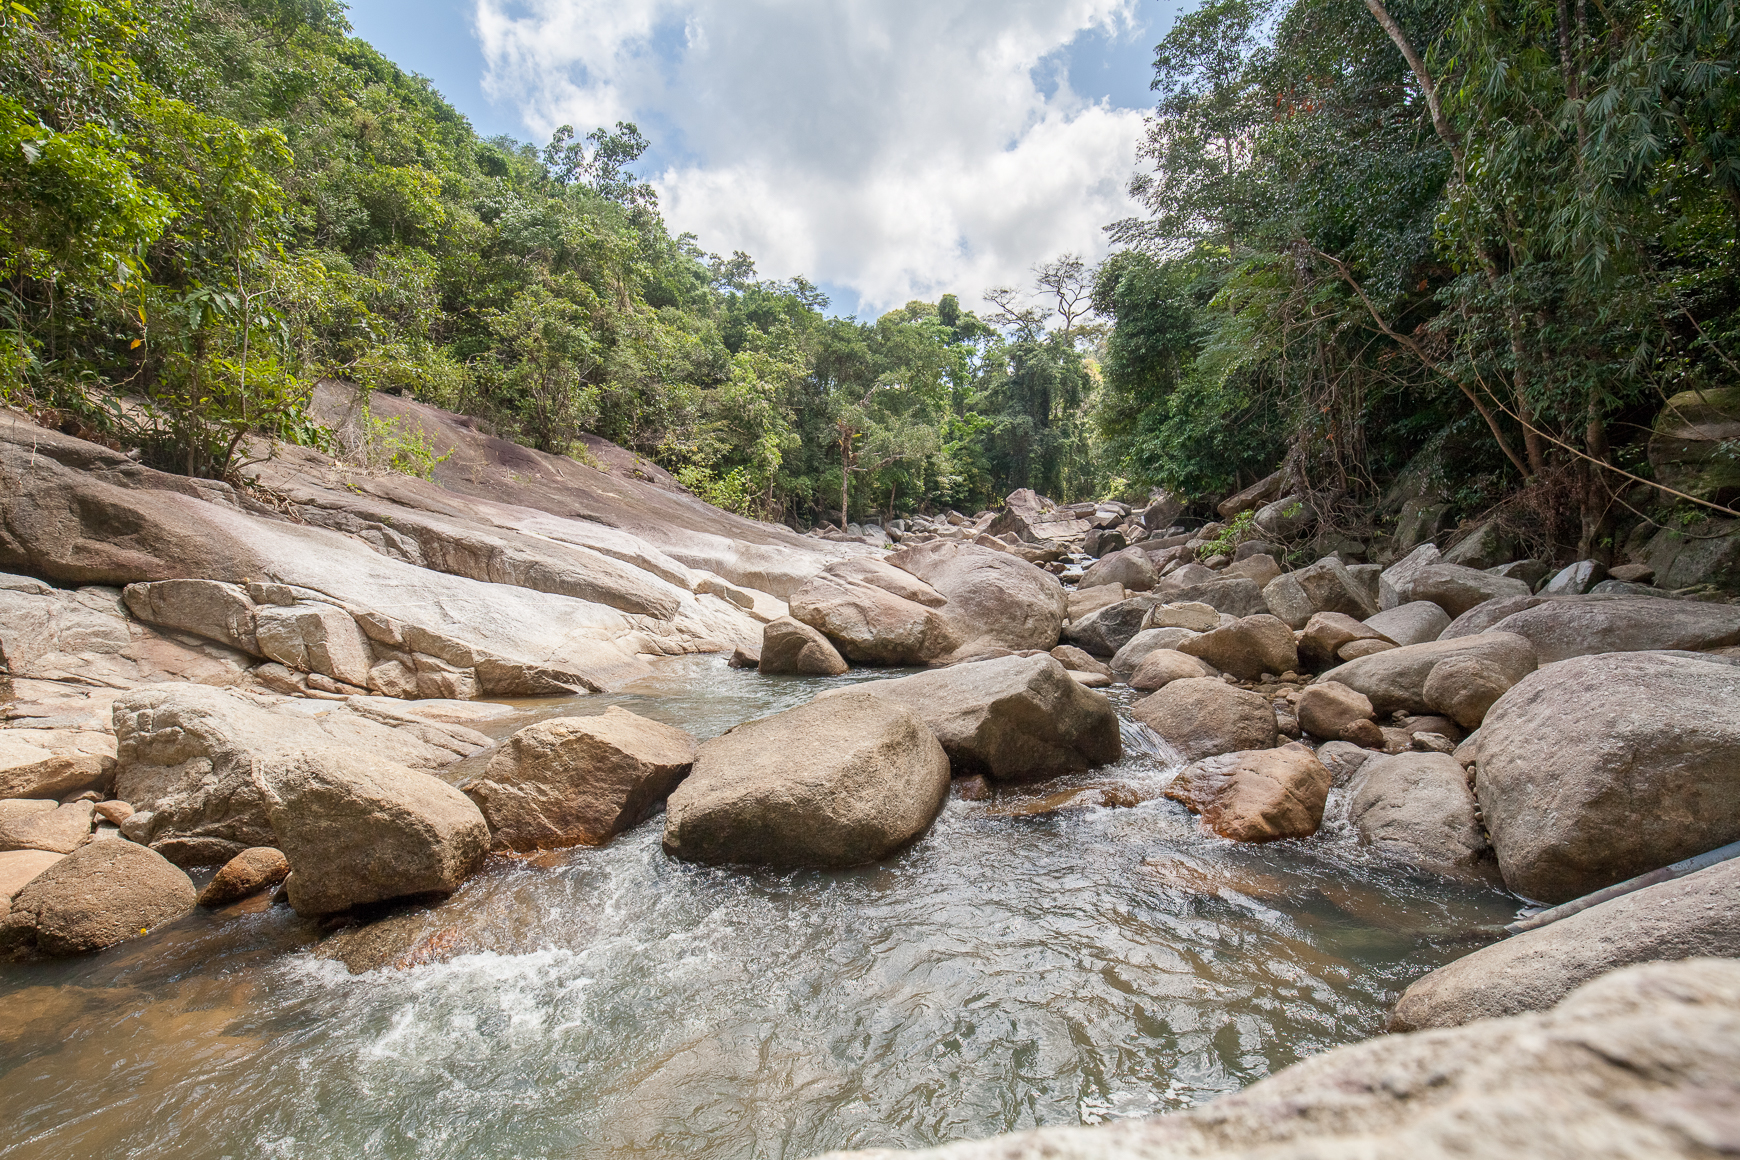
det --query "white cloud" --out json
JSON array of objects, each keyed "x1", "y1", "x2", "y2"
[{"x1": 474, "y1": 0, "x2": 1149, "y2": 317}]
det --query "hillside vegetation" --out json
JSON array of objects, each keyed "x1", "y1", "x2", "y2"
[{"x1": 1, "y1": 0, "x2": 1736, "y2": 561}]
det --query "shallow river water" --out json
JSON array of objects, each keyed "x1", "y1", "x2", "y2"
[{"x1": 0, "y1": 657, "x2": 1519, "y2": 1160}]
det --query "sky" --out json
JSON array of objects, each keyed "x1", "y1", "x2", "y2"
[{"x1": 344, "y1": 0, "x2": 1183, "y2": 318}]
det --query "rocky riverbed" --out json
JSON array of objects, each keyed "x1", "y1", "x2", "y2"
[{"x1": 1, "y1": 392, "x2": 1737, "y2": 1159}]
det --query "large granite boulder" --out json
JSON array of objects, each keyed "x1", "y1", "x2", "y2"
[
  {"x1": 1293, "y1": 680, "x2": 1379, "y2": 744},
  {"x1": 1363, "y1": 600, "x2": 1451, "y2": 646},
  {"x1": 1156, "y1": 577, "x2": 1269, "y2": 618},
  {"x1": 1477, "y1": 652, "x2": 1740, "y2": 903},
  {"x1": 842, "y1": 655, "x2": 1121, "y2": 782},
  {"x1": 0, "y1": 840, "x2": 195, "y2": 956},
  {"x1": 463, "y1": 707, "x2": 696, "y2": 851},
  {"x1": 197, "y1": 847, "x2": 290, "y2": 907},
  {"x1": 814, "y1": 957, "x2": 1740, "y2": 1160},
  {"x1": 0, "y1": 727, "x2": 113, "y2": 803},
  {"x1": 1132, "y1": 678, "x2": 1277, "y2": 761},
  {"x1": 1398, "y1": 563, "x2": 1531, "y2": 617},
  {"x1": 263, "y1": 748, "x2": 490, "y2": 916},
  {"x1": 1128, "y1": 649, "x2": 1218, "y2": 691},
  {"x1": 121, "y1": 578, "x2": 260, "y2": 654},
  {"x1": 788, "y1": 557, "x2": 962, "y2": 665},
  {"x1": 1422, "y1": 654, "x2": 1516, "y2": 728},
  {"x1": 1377, "y1": 542, "x2": 1441, "y2": 609},
  {"x1": 1349, "y1": 752, "x2": 1493, "y2": 879},
  {"x1": 1076, "y1": 548, "x2": 1157, "y2": 593},
  {"x1": 888, "y1": 541, "x2": 1066, "y2": 653},
  {"x1": 1062, "y1": 597, "x2": 1159, "y2": 657},
  {"x1": 1321, "y1": 631, "x2": 1537, "y2": 715},
  {"x1": 1165, "y1": 744, "x2": 1332, "y2": 842},
  {"x1": 112, "y1": 683, "x2": 487, "y2": 865},
  {"x1": 1176, "y1": 614, "x2": 1298, "y2": 680},
  {"x1": 757, "y1": 616, "x2": 849, "y2": 676},
  {"x1": 1261, "y1": 557, "x2": 1377, "y2": 629},
  {"x1": 1390, "y1": 857, "x2": 1740, "y2": 1031},
  {"x1": 984, "y1": 488, "x2": 1088, "y2": 544},
  {"x1": 1649, "y1": 385, "x2": 1740, "y2": 502},
  {"x1": 1458, "y1": 594, "x2": 1740, "y2": 664},
  {"x1": 1296, "y1": 612, "x2": 1392, "y2": 669},
  {"x1": 662, "y1": 691, "x2": 950, "y2": 869},
  {"x1": 1109, "y1": 627, "x2": 1202, "y2": 674}
]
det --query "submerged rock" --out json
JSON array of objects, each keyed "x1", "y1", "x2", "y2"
[
  {"x1": 464, "y1": 707, "x2": 696, "y2": 851},
  {"x1": 1, "y1": 840, "x2": 195, "y2": 956},
  {"x1": 662, "y1": 691, "x2": 949, "y2": 869},
  {"x1": 1477, "y1": 651, "x2": 1740, "y2": 903},
  {"x1": 841, "y1": 655, "x2": 1121, "y2": 782},
  {"x1": 1390, "y1": 857, "x2": 1740, "y2": 1031}
]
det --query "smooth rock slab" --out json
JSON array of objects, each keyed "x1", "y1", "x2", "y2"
[
  {"x1": 1477, "y1": 651, "x2": 1740, "y2": 903},
  {"x1": 1165, "y1": 744, "x2": 1331, "y2": 842},
  {"x1": 464, "y1": 707, "x2": 696, "y2": 850},
  {"x1": 663, "y1": 691, "x2": 949, "y2": 869},
  {"x1": 889, "y1": 542, "x2": 1066, "y2": 654},
  {"x1": 841, "y1": 655, "x2": 1120, "y2": 782},
  {"x1": 0, "y1": 849, "x2": 64, "y2": 915},
  {"x1": 1, "y1": 840, "x2": 195, "y2": 956},
  {"x1": 0, "y1": 800, "x2": 93, "y2": 854},
  {"x1": 1390, "y1": 856, "x2": 1740, "y2": 1031}
]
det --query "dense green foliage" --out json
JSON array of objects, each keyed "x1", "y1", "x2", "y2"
[
  {"x1": 1096, "y1": 0, "x2": 1740, "y2": 551},
  {"x1": 0, "y1": 0, "x2": 1111, "y2": 523}
]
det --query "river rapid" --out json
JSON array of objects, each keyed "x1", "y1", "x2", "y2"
[{"x1": 0, "y1": 656, "x2": 1518, "y2": 1160}]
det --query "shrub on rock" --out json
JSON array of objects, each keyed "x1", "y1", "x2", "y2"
[
  {"x1": 842, "y1": 655, "x2": 1121, "y2": 782},
  {"x1": 1477, "y1": 652, "x2": 1740, "y2": 903},
  {"x1": 263, "y1": 749, "x2": 490, "y2": 916},
  {"x1": 662, "y1": 691, "x2": 950, "y2": 869},
  {"x1": 1, "y1": 840, "x2": 195, "y2": 955},
  {"x1": 463, "y1": 707, "x2": 697, "y2": 851},
  {"x1": 1132, "y1": 678, "x2": 1277, "y2": 761},
  {"x1": 758, "y1": 616, "x2": 849, "y2": 676},
  {"x1": 1165, "y1": 743, "x2": 1331, "y2": 841}
]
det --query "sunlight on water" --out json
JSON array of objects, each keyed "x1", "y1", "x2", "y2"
[{"x1": 0, "y1": 655, "x2": 1518, "y2": 1160}]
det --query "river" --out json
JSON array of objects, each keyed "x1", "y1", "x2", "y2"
[{"x1": 0, "y1": 655, "x2": 1517, "y2": 1159}]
